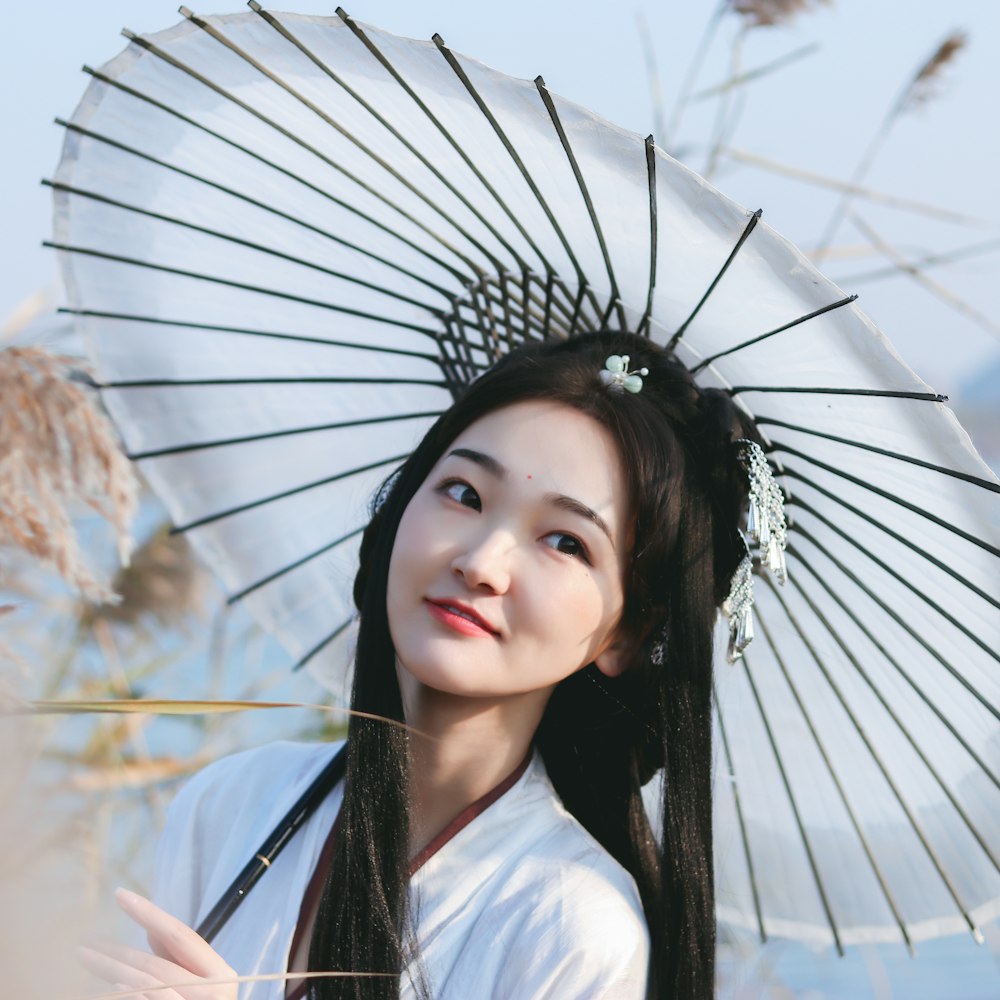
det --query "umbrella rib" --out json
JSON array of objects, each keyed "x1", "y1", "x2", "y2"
[
  {"x1": 46, "y1": 181, "x2": 446, "y2": 317},
  {"x1": 729, "y1": 385, "x2": 948, "y2": 402},
  {"x1": 774, "y1": 447, "x2": 1000, "y2": 559},
  {"x1": 789, "y1": 527, "x2": 1000, "y2": 723},
  {"x1": 45, "y1": 243, "x2": 442, "y2": 338},
  {"x1": 227, "y1": 524, "x2": 366, "y2": 604},
  {"x1": 534, "y1": 76, "x2": 622, "y2": 312},
  {"x1": 239, "y1": 4, "x2": 527, "y2": 275},
  {"x1": 330, "y1": 6, "x2": 557, "y2": 277},
  {"x1": 53, "y1": 119, "x2": 458, "y2": 303},
  {"x1": 739, "y1": 649, "x2": 844, "y2": 955},
  {"x1": 637, "y1": 136, "x2": 658, "y2": 338},
  {"x1": 777, "y1": 573, "x2": 1000, "y2": 877},
  {"x1": 56, "y1": 309, "x2": 443, "y2": 362},
  {"x1": 81, "y1": 66, "x2": 468, "y2": 284},
  {"x1": 761, "y1": 575, "x2": 986, "y2": 936},
  {"x1": 759, "y1": 419, "x2": 1000, "y2": 494},
  {"x1": 293, "y1": 616, "x2": 354, "y2": 672},
  {"x1": 100, "y1": 376, "x2": 447, "y2": 389},
  {"x1": 711, "y1": 684, "x2": 767, "y2": 944},
  {"x1": 752, "y1": 603, "x2": 915, "y2": 950},
  {"x1": 690, "y1": 294, "x2": 857, "y2": 374},
  {"x1": 790, "y1": 498, "x2": 999, "y2": 665},
  {"x1": 789, "y1": 546, "x2": 1000, "y2": 794},
  {"x1": 786, "y1": 478, "x2": 999, "y2": 611},
  {"x1": 667, "y1": 209, "x2": 762, "y2": 350},
  {"x1": 127, "y1": 410, "x2": 444, "y2": 461},
  {"x1": 121, "y1": 27, "x2": 486, "y2": 277},
  {"x1": 431, "y1": 33, "x2": 599, "y2": 311},
  {"x1": 168, "y1": 452, "x2": 409, "y2": 535}
]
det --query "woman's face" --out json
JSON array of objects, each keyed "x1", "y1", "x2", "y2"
[{"x1": 386, "y1": 400, "x2": 630, "y2": 707}]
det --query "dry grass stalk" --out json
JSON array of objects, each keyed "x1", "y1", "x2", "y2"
[
  {"x1": 901, "y1": 31, "x2": 968, "y2": 112},
  {"x1": 728, "y1": 0, "x2": 829, "y2": 29},
  {"x1": 82, "y1": 524, "x2": 209, "y2": 632},
  {"x1": 0, "y1": 346, "x2": 138, "y2": 602}
]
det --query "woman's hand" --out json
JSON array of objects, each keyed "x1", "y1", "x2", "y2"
[{"x1": 78, "y1": 888, "x2": 239, "y2": 1000}]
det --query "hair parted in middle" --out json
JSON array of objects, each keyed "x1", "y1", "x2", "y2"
[{"x1": 308, "y1": 330, "x2": 762, "y2": 1000}]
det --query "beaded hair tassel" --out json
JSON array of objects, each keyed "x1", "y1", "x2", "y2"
[{"x1": 724, "y1": 439, "x2": 788, "y2": 662}]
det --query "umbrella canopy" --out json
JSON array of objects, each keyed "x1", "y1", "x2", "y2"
[{"x1": 50, "y1": 6, "x2": 1000, "y2": 951}]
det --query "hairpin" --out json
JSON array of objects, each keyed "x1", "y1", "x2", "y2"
[
  {"x1": 723, "y1": 439, "x2": 788, "y2": 662},
  {"x1": 599, "y1": 354, "x2": 648, "y2": 394}
]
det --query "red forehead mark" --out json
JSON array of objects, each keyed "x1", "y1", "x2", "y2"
[{"x1": 526, "y1": 474, "x2": 533, "y2": 479}]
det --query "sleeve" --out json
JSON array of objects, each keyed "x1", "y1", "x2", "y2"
[{"x1": 493, "y1": 871, "x2": 650, "y2": 1000}]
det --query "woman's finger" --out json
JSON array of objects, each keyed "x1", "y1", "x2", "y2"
[
  {"x1": 77, "y1": 944, "x2": 181, "y2": 1000},
  {"x1": 115, "y1": 889, "x2": 235, "y2": 980}
]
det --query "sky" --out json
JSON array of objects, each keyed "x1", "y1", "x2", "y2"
[{"x1": 4, "y1": 0, "x2": 1000, "y2": 405}]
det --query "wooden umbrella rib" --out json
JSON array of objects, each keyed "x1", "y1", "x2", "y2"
[
  {"x1": 637, "y1": 135, "x2": 658, "y2": 338},
  {"x1": 534, "y1": 76, "x2": 621, "y2": 312},
  {"x1": 774, "y1": 574, "x2": 1000, "y2": 877},
  {"x1": 691, "y1": 294, "x2": 857, "y2": 374},
  {"x1": 127, "y1": 410, "x2": 443, "y2": 461},
  {"x1": 668, "y1": 209, "x2": 762, "y2": 351},
  {"x1": 739, "y1": 649, "x2": 845, "y2": 955},
  {"x1": 790, "y1": 525, "x2": 1000, "y2": 724},
  {"x1": 120, "y1": 26, "x2": 485, "y2": 277},
  {"x1": 55, "y1": 119, "x2": 459, "y2": 303},
  {"x1": 431, "y1": 33, "x2": 601, "y2": 315},
  {"x1": 761, "y1": 574, "x2": 986, "y2": 937},
  {"x1": 47, "y1": 181, "x2": 447, "y2": 316},
  {"x1": 786, "y1": 479, "x2": 999, "y2": 611},
  {"x1": 227, "y1": 524, "x2": 366, "y2": 604},
  {"x1": 773, "y1": 448, "x2": 1000, "y2": 559},
  {"x1": 101, "y1": 376, "x2": 447, "y2": 389},
  {"x1": 293, "y1": 616, "x2": 355, "y2": 672},
  {"x1": 330, "y1": 6, "x2": 556, "y2": 277},
  {"x1": 711, "y1": 684, "x2": 767, "y2": 944},
  {"x1": 788, "y1": 545, "x2": 1000, "y2": 794},
  {"x1": 57, "y1": 309, "x2": 444, "y2": 362},
  {"x1": 168, "y1": 452, "x2": 409, "y2": 534},
  {"x1": 239, "y1": 4, "x2": 526, "y2": 275},
  {"x1": 790, "y1": 498, "x2": 1000, "y2": 664},
  {"x1": 758, "y1": 418, "x2": 1000, "y2": 495},
  {"x1": 752, "y1": 601, "x2": 914, "y2": 951},
  {"x1": 80, "y1": 65, "x2": 469, "y2": 284},
  {"x1": 728, "y1": 385, "x2": 947, "y2": 402},
  {"x1": 45, "y1": 243, "x2": 442, "y2": 338}
]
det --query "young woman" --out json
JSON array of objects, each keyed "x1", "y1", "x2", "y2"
[{"x1": 81, "y1": 330, "x2": 761, "y2": 1000}]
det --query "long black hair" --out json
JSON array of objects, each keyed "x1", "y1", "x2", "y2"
[{"x1": 308, "y1": 331, "x2": 759, "y2": 999}]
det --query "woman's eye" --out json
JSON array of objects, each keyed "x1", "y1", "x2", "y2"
[
  {"x1": 543, "y1": 532, "x2": 589, "y2": 563},
  {"x1": 441, "y1": 480, "x2": 481, "y2": 511}
]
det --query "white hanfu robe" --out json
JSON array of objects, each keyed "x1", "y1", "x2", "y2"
[{"x1": 153, "y1": 740, "x2": 650, "y2": 999}]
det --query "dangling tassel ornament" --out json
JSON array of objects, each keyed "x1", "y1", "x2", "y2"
[{"x1": 723, "y1": 440, "x2": 789, "y2": 662}]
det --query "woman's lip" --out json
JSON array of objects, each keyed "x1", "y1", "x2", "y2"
[{"x1": 424, "y1": 599, "x2": 498, "y2": 638}]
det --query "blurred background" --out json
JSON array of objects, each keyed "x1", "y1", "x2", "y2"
[{"x1": 2, "y1": 1, "x2": 998, "y2": 997}]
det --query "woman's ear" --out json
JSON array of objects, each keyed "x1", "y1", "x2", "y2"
[{"x1": 594, "y1": 638, "x2": 630, "y2": 678}]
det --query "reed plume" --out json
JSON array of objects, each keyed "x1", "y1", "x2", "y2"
[
  {"x1": 899, "y1": 31, "x2": 967, "y2": 112},
  {"x1": 0, "y1": 346, "x2": 138, "y2": 603},
  {"x1": 728, "y1": 0, "x2": 829, "y2": 29}
]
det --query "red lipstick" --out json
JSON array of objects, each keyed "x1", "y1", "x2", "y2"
[{"x1": 425, "y1": 599, "x2": 498, "y2": 638}]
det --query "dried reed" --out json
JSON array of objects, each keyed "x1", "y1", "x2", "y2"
[
  {"x1": 901, "y1": 31, "x2": 968, "y2": 112},
  {"x1": 728, "y1": 0, "x2": 829, "y2": 29},
  {"x1": 0, "y1": 346, "x2": 138, "y2": 603},
  {"x1": 81, "y1": 524, "x2": 209, "y2": 632}
]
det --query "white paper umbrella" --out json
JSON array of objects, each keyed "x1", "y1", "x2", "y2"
[{"x1": 50, "y1": 6, "x2": 1000, "y2": 950}]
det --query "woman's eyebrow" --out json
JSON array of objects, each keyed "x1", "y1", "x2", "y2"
[
  {"x1": 447, "y1": 447, "x2": 507, "y2": 479},
  {"x1": 546, "y1": 494, "x2": 615, "y2": 550}
]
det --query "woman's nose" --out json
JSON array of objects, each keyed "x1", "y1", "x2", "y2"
[{"x1": 450, "y1": 529, "x2": 513, "y2": 594}]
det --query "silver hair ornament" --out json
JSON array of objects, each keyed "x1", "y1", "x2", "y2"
[{"x1": 723, "y1": 439, "x2": 788, "y2": 662}]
